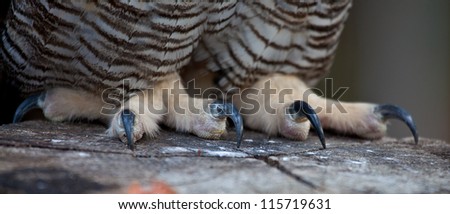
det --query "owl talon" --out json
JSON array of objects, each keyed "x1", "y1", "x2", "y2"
[
  {"x1": 209, "y1": 101, "x2": 244, "y2": 147},
  {"x1": 374, "y1": 104, "x2": 419, "y2": 144},
  {"x1": 13, "y1": 93, "x2": 45, "y2": 123},
  {"x1": 287, "y1": 100, "x2": 326, "y2": 149},
  {"x1": 121, "y1": 109, "x2": 136, "y2": 150}
]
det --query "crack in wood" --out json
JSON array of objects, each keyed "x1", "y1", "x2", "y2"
[{"x1": 254, "y1": 155, "x2": 317, "y2": 189}]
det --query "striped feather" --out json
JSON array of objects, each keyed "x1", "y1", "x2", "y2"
[{"x1": 0, "y1": 0, "x2": 352, "y2": 95}]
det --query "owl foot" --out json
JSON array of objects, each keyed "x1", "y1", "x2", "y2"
[
  {"x1": 232, "y1": 75, "x2": 326, "y2": 149},
  {"x1": 158, "y1": 73, "x2": 243, "y2": 147},
  {"x1": 13, "y1": 88, "x2": 160, "y2": 150},
  {"x1": 163, "y1": 97, "x2": 243, "y2": 147}
]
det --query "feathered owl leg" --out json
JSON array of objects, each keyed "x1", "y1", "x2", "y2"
[
  {"x1": 238, "y1": 74, "x2": 418, "y2": 145},
  {"x1": 107, "y1": 89, "x2": 163, "y2": 149},
  {"x1": 14, "y1": 88, "x2": 111, "y2": 123},
  {"x1": 158, "y1": 73, "x2": 243, "y2": 146}
]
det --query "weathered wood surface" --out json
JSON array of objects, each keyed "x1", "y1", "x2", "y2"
[{"x1": 0, "y1": 121, "x2": 448, "y2": 193}]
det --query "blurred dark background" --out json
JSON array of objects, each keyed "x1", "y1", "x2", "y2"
[
  {"x1": 318, "y1": 0, "x2": 450, "y2": 142},
  {"x1": 1, "y1": 1, "x2": 449, "y2": 142}
]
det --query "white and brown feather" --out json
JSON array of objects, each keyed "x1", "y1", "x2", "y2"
[
  {"x1": 196, "y1": 0, "x2": 351, "y2": 90},
  {"x1": 1, "y1": 0, "x2": 352, "y2": 95}
]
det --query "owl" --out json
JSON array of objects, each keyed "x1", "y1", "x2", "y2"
[{"x1": 0, "y1": 0, "x2": 417, "y2": 149}]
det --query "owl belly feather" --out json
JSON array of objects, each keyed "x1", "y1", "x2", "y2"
[
  {"x1": 1, "y1": 1, "x2": 209, "y2": 95},
  {"x1": 194, "y1": 1, "x2": 351, "y2": 90}
]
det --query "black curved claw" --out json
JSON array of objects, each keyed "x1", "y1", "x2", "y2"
[
  {"x1": 287, "y1": 100, "x2": 326, "y2": 149},
  {"x1": 374, "y1": 104, "x2": 418, "y2": 144},
  {"x1": 121, "y1": 109, "x2": 136, "y2": 150},
  {"x1": 210, "y1": 101, "x2": 244, "y2": 148},
  {"x1": 13, "y1": 93, "x2": 44, "y2": 123}
]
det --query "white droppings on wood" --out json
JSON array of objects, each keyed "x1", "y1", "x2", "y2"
[
  {"x1": 78, "y1": 152, "x2": 90, "y2": 157},
  {"x1": 161, "y1": 147, "x2": 191, "y2": 153},
  {"x1": 202, "y1": 149, "x2": 249, "y2": 158}
]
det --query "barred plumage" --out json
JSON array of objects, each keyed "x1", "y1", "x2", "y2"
[
  {"x1": 195, "y1": 0, "x2": 351, "y2": 90},
  {"x1": 1, "y1": 0, "x2": 351, "y2": 94},
  {"x1": 2, "y1": 1, "x2": 200, "y2": 93}
]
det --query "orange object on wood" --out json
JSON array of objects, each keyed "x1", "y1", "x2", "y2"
[{"x1": 126, "y1": 180, "x2": 176, "y2": 194}]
